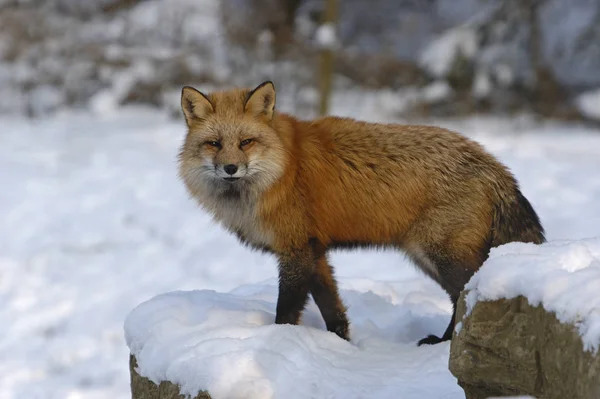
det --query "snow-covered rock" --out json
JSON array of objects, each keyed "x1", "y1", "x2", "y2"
[
  {"x1": 130, "y1": 355, "x2": 211, "y2": 399},
  {"x1": 124, "y1": 282, "x2": 463, "y2": 399},
  {"x1": 450, "y1": 238, "x2": 600, "y2": 399},
  {"x1": 464, "y1": 238, "x2": 600, "y2": 352}
]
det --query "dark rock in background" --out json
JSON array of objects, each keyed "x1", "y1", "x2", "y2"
[{"x1": 1, "y1": 0, "x2": 599, "y2": 121}]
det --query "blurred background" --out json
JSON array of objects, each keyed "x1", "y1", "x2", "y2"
[
  {"x1": 1, "y1": 0, "x2": 599, "y2": 121},
  {"x1": 1, "y1": 1, "x2": 600, "y2": 398}
]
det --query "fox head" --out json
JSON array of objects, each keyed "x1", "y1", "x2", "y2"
[{"x1": 178, "y1": 81, "x2": 287, "y2": 200}]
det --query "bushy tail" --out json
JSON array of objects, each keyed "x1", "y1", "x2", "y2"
[{"x1": 491, "y1": 188, "x2": 546, "y2": 248}]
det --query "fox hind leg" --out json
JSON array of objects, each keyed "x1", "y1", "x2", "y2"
[
  {"x1": 310, "y1": 255, "x2": 350, "y2": 340},
  {"x1": 417, "y1": 295, "x2": 458, "y2": 345},
  {"x1": 411, "y1": 243, "x2": 479, "y2": 346}
]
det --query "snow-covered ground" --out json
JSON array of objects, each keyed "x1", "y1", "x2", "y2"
[
  {"x1": 125, "y1": 234, "x2": 600, "y2": 399},
  {"x1": 125, "y1": 282, "x2": 461, "y2": 399},
  {"x1": 2, "y1": 93, "x2": 600, "y2": 398}
]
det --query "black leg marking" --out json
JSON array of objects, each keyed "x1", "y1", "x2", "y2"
[{"x1": 274, "y1": 246, "x2": 316, "y2": 327}]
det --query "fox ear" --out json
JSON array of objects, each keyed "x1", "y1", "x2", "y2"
[
  {"x1": 181, "y1": 86, "x2": 214, "y2": 125},
  {"x1": 245, "y1": 81, "x2": 276, "y2": 120}
]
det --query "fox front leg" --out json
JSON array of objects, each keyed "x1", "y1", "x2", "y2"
[{"x1": 274, "y1": 246, "x2": 316, "y2": 327}]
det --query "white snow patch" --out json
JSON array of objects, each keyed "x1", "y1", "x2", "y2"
[
  {"x1": 28, "y1": 85, "x2": 65, "y2": 115},
  {"x1": 472, "y1": 71, "x2": 492, "y2": 98},
  {"x1": 419, "y1": 26, "x2": 478, "y2": 78},
  {"x1": 464, "y1": 238, "x2": 600, "y2": 352},
  {"x1": 576, "y1": 88, "x2": 600, "y2": 121},
  {"x1": 315, "y1": 23, "x2": 338, "y2": 49},
  {"x1": 454, "y1": 321, "x2": 462, "y2": 335},
  {"x1": 295, "y1": 14, "x2": 316, "y2": 38},
  {"x1": 89, "y1": 60, "x2": 155, "y2": 116},
  {"x1": 297, "y1": 86, "x2": 320, "y2": 105},
  {"x1": 89, "y1": 89, "x2": 120, "y2": 116},
  {"x1": 420, "y1": 81, "x2": 453, "y2": 103},
  {"x1": 257, "y1": 30, "x2": 275, "y2": 47},
  {"x1": 493, "y1": 63, "x2": 514, "y2": 87},
  {"x1": 125, "y1": 281, "x2": 462, "y2": 399}
]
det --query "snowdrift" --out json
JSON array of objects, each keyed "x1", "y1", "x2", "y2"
[{"x1": 124, "y1": 280, "x2": 463, "y2": 399}]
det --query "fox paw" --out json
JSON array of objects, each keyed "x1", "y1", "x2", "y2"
[
  {"x1": 327, "y1": 319, "x2": 350, "y2": 341},
  {"x1": 417, "y1": 334, "x2": 448, "y2": 346}
]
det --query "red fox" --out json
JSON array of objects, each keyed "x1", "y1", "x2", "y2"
[{"x1": 178, "y1": 81, "x2": 546, "y2": 345}]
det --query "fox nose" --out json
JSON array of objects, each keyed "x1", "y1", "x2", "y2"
[{"x1": 223, "y1": 164, "x2": 238, "y2": 175}]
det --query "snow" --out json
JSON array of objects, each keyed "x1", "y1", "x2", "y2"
[
  {"x1": 28, "y1": 85, "x2": 66, "y2": 116},
  {"x1": 493, "y1": 63, "x2": 515, "y2": 87},
  {"x1": 418, "y1": 26, "x2": 478, "y2": 78},
  {"x1": 420, "y1": 81, "x2": 453, "y2": 103},
  {"x1": 464, "y1": 238, "x2": 600, "y2": 353},
  {"x1": 125, "y1": 281, "x2": 461, "y2": 399},
  {"x1": 576, "y1": 88, "x2": 600, "y2": 121},
  {"x1": 315, "y1": 23, "x2": 338, "y2": 49},
  {"x1": 1, "y1": 94, "x2": 600, "y2": 398},
  {"x1": 472, "y1": 71, "x2": 492, "y2": 98},
  {"x1": 89, "y1": 60, "x2": 155, "y2": 116}
]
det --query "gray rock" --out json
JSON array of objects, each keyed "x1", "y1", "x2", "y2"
[
  {"x1": 449, "y1": 292, "x2": 600, "y2": 399},
  {"x1": 129, "y1": 354, "x2": 212, "y2": 399}
]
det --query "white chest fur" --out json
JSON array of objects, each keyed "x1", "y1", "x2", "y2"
[
  {"x1": 181, "y1": 171, "x2": 275, "y2": 248},
  {"x1": 205, "y1": 195, "x2": 274, "y2": 248}
]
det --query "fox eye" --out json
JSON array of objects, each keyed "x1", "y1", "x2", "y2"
[
  {"x1": 205, "y1": 140, "x2": 221, "y2": 148},
  {"x1": 240, "y1": 138, "x2": 254, "y2": 147}
]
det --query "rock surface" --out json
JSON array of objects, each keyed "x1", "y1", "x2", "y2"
[
  {"x1": 449, "y1": 291, "x2": 600, "y2": 399},
  {"x1": 129, "y1": 355, "x2": 212, "y2": 399}
]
